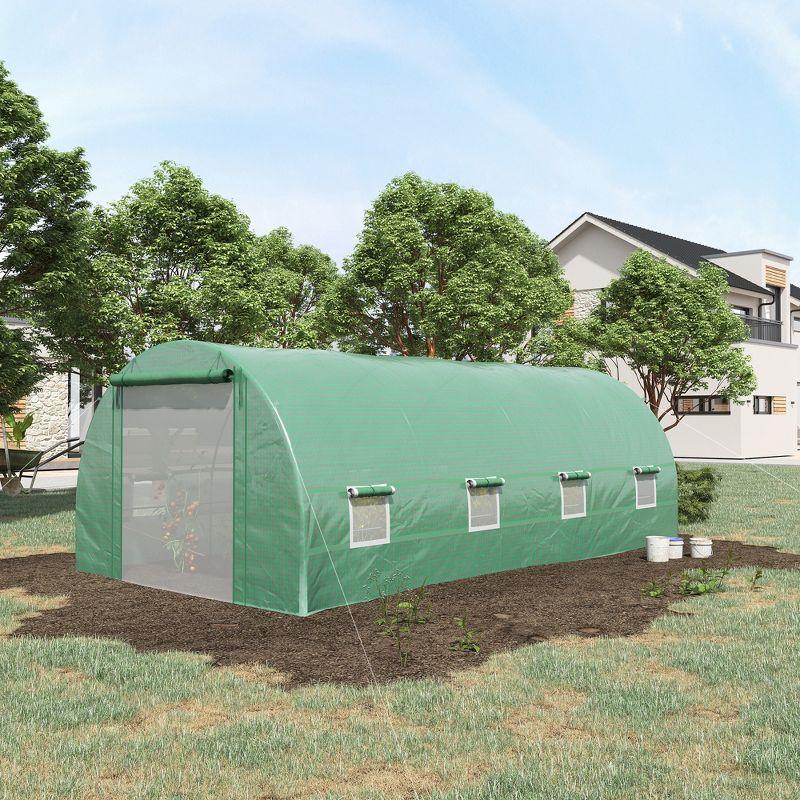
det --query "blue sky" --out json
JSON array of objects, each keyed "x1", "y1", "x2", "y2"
[{"x1": 2, "y1": 1, "x2": 799, "y2": 277}]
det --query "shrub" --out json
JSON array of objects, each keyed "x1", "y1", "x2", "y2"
[{"x1": 677, "y1": 465, "x2": 722, "y2": 524}]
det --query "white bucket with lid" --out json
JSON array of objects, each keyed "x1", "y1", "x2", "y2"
[
  {"x1": 646, "y1": 536, "x2": 671, "y2": 563},
  {"x1": 689, "y1": 537, "x2": 713, "y2": 559},
  {"x1": 668, "y1": 537, "x2": 684, "y2": 559}
]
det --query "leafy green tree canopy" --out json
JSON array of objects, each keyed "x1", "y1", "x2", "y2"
[
  {"x1": 515, "y1": 318, "x2": 605, "y2": 370},
  {"x1": 35, "y1": 163, "x2": 336, "y2": 377},
  {"x1": 0, "y1": 60, "x2": 92, "y2": 311},
  {"x1": 588, "y1": 249, "x2": 756, "y2": 430},
  {"x1": 33, "y1": 161, "x2": 255, "y2": 374},
  {"x1": 251, "y1": 227, "x2": 337, "y2": 349},
  {"x1": 323, "y1": 172, "x2": 571, "y2": 360},
  {"x1": 0, "y1": 323, "x2": 42, "y2": 416}
]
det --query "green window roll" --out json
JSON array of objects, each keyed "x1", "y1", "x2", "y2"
[
  {"x1": 347, "y1": 484, "x2": 396, "y2": 498},
  {"x1": 109, "y1": 368, "x2": 234, "y2": 387},
  {"x1": 466, "y1": 476, "x2": 505, "y2": 488},
  {"x1": 559, "y1": 470, "x2": 592, "y2": 481},
  {"x1": 633, "y1": 465, "x2": 661, "y2": 475}
]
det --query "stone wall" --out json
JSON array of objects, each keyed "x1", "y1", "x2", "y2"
[
  {"x1": 24, "y1": 372, "x2": 70, "y2": 450},
  {"x1": 573, "y1": 289, "x2": 601, "y2": 319}
]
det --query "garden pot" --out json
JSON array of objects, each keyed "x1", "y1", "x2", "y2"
[
  {"x1": 689, "y1": 537, "x2": 713, "y2": 559},
  {"x1": 646, "y1": 536, "x2": 670, "y2": 562},
  {"x1": 669, "y1": 537, "x2": 684, "y2": 559}
]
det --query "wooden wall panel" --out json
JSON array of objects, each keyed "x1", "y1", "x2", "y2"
[{"x1": 765, "y1": 265, "x2": 787, "y2": 288}]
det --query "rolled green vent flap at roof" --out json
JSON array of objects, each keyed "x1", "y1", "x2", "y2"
[
  {"x1": 633, "y1": 465, "x2": 662, "y2": 475},
  {"x1": 559, "y1": 470, "x2": 592, "y2": 481},
  {"x1": 466, "y1": 477, "x2": 505, "y2": 488},
  {"x1": 347, "y1": 484, "x2": 396, "y2": 498},
  {"x1": 109, "y1": 368, "x2": 234, "y2": 387}
]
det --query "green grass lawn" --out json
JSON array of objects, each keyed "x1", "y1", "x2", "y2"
[
  {"x1": 0, "y1": 489, "x2": 75, "y2": 557},
  {"x1": 0, "y1": 466, "x2": 799, "y2": 799}
]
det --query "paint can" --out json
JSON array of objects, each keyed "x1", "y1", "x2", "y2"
[
  {"x1": 646, "y1": 535, "x2": 671, "y2": 563},
  {"x1": 668, "y1": 537, "x2": 684, "y2": 559},
  {"x1": 689, "y1": 537, "x2": 713, "y2": 559}
]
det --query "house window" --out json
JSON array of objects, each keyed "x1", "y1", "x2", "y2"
[
  {"x1": 633, "y1": 466, "x2": 660, "y2": 510},
  {"x1": 465, "y1": 477, "x2": 504, "y2": 532},
  {"x1": 347, "y1": 485, "x2": 394, "y2": 548},
  {"x1": 731, "y1": 305, "x2": 751, "y2": 317},
  {"x1": 559, "y1": 471, "x2": 590, "y2": 520},
  {"x1": 753, "y1": 396, "x2": 773, "y2": 415},
  {"x1": 676, "y1": 396, "x2": 731, "y2": 415}
]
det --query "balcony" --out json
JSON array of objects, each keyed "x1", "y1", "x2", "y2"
[{"x1": 742, "y1": 315, "x2": 782, "y2": 343}]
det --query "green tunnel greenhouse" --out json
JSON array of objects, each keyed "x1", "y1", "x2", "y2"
[{"x1": 75, "y1": 340, "x2": 678, "y2": 616}]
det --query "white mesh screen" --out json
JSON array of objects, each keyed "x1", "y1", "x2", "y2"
[
  {"x1": 561, "y1": 480, "x2": 587, "y2": 519},
  {"x1": 350, "y1": 496, "x2": 389, "y2": 547},
  {"x1": 122, "y1": 383, "x2": 234, "y2": 601},
  {"x1": 468, "y1": 486, "x2": 499, "y2": 531},
  {"x1": 636, "y1": 473, "x2": 657, "y2": 508}
]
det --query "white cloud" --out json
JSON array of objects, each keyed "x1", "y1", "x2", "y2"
[{"x1": 692, "y1": 0, "x2": 800, "y2": 103}]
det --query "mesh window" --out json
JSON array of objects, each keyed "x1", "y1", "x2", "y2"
[
  {"x1": 635, "y1": 473, "x2": 657, "y2": 509},
  {"x1": 121, "y1": 383, "x2": 234, "y2": 601},
  {"x1": 468, "y1": 486, "x2": 500, "y2": 531},
  {"x1": 350, "y1": 496, "x2": 390, "y2": 547},
  {"x1": 561, "y1": 480, "x2": 587, "y2": 519}
]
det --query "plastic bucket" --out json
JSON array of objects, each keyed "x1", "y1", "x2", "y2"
[
  {"x1": 646, "y1": 536, "x2": 671, "y2": 563},
  {"x1": 689, "y1": 537, "x2": 713, "y2": 559},
  {"x1": 668, "y1": 537, "x2": 684, "y2": 559}
]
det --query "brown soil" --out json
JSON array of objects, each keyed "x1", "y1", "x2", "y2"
[{"x1": 1, "y1": 539, "x2": 797, "y2": 687}]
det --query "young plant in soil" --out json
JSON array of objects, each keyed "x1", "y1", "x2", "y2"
[
  {"x1": 641, "y1": 580, "x2": 664, "y2": 598},
  {"x1": 680, "y1": 544, "x2": 736, "y2": 596},
  {"x1": 450, "y1": 613, "x2": 480, "y2": 654},
  {"x1": 749, "y1": 567, "x2": 764, "y2": 591},
  {"x1": 368, "y1": 570, "x2": 430, "y2": 667},
  {"x1": 641, "y1": 575, "x2": 670, "y2": 598}
]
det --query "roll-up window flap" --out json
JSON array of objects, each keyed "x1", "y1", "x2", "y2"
[
  {"x1": 633, "y1": 465, "x2": 661, "y2": 475},
  {"x1": 559, "y1": 470, "x2": 591, "y2": 481},
  {"x1": 109, "y1": 368, "x2": 234, "y2": 387},
  {"x1": 347, "y1": 484, "x2": 396, "y2": 498},
  {"x1": 466, "y1": 476, "x2": 505, "y2": 488}
]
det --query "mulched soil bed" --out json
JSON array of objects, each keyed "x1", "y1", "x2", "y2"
[{"x1": 1, "y1": 539, "x2": 798, "y2": 687}]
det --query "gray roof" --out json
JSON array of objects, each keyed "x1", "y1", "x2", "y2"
[{"x1": 560, "y1": 213, "x2": 771, "y2": 297}]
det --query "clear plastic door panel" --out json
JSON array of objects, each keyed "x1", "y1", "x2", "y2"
[{"x1": 121, "y1": 383, "x2": 234, "y2": 601}]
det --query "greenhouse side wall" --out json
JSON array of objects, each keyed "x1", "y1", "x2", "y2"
[
  {"x1": 274, "y1": 363, "x2": 678, "y2": 615},
  {"x1": 75, "y1": 386, "x2": 116, "y2": 577}
]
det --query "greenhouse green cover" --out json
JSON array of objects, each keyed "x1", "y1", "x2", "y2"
[{"x1": 76, "y1": 340, "x2": 678, "y2": 616}]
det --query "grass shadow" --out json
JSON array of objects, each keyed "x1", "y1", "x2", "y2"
[{"x1": 0, "y1": 489, "x2": 76, "y2": 522}]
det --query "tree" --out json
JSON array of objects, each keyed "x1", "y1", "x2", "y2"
[
  {"x1": 34, "y1": 163, "x2": 338, "y2": 377},
  {"x1": 515, "y1": 318, "x2": 605, "y2": 370},
  {"x1": 322, "y1": 172, "x2": 571, "y2": 360},
  {"x1": 587, "y1": 249, "x2": 756, "y2": 431},
  {"x1": 0, "y1": 324, "x2": 42, "y2": 416},
  {"x1": 251, "y1": 227, "x2": 337, "y2": 349},
  {"x1": 0, "y1": 60, "x2": 92, "y2": 314}
]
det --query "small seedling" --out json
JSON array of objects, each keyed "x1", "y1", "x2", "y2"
[
  {"x1": 641, "y1": 579, "x2": 666, "y2": 598},
  {"x1": 450, "y1": 614, "x2": 480, "y2": 653},
  {"x1": 681, "y1": 543, "x2": 736, "y2": 596},
  {"x1": 679, "y1": 565, "x2": 729, "y2": 596},
  {"x1": 749, "y1": 567, "x2": 764, "y2": 592},
  {"x1": 367, "y1": 569, "x2": 429, "y2": 667}
]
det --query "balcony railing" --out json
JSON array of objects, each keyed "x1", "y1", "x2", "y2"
[{"x1": 742, "y1": 315, "x2": 782, "y2": 343}]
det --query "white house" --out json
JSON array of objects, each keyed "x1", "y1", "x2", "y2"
[{"x1": 550, "y1": 213, "x2": 799, "y2": 459}]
